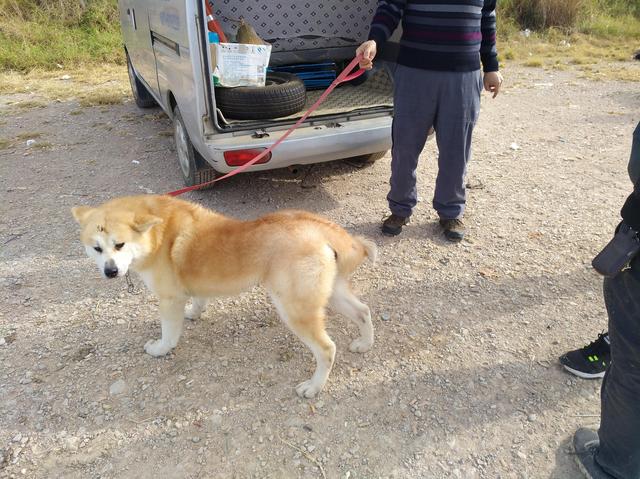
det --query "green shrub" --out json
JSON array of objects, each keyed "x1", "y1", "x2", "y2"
[
  {"x1": 502, "y1": 0, "x2": 583, "y2": 30},
  {"x1": 500, "y1": 0, "x2": 640, "y2": 31},
  {"x1": 0, "y1": 0, "x2": 123, "y2": 71},
  {"x1": 592, "y1": 0, "x2": 640, "y2": 17},
  {"x1": 579, "y1": 13, "x2": 640, "y2": 38}
]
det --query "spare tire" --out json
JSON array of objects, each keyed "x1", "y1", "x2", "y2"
[{"x1": 215, "y1": 72, "x2": 307, "y2": 120}]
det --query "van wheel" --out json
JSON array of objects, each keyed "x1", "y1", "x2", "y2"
[
  {"x1": 362, "y1": 151, "x2": 388, "y2": 163},
  {"x1": 345, "y1": 150, "x2": 388, "y2": 168},
  {"x1": 215, "y1": 72, "x2": 306, "y2": 120},
  {"x1": 126, "y1": 52, "x2": 157, "y2": 109},
  {"x1": 173, "y1": 106, "x2": 219, "y2": 188}
]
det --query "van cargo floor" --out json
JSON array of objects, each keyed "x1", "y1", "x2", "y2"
[{"x1": 216, "y1": 68, "x2": 393, "y2": 127}]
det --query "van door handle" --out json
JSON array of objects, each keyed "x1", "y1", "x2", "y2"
[
  {"x1": 151, "y1": 31, "x2": 180, "y2": 56},
  {"x1": 127, "y1": 8, "x2": 137, "y2": 30}
]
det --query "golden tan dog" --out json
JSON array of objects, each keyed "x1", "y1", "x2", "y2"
[{"x1": 72, "y1": 195, "x2": 376, "y2": 398}]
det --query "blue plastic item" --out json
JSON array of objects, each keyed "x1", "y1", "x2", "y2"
[
  {"x1": 268, "y1": 62, "x2": 336, "y2": 90},
  {"x1": 208, "y1": 32, "x2": 220, "y2": 44}
]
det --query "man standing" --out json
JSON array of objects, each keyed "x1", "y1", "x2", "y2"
[
  {"x1": 559, "y1": 122, "x2": 640, "y2": 383},
  {"x1": 573, "y1": 241, "x2": 640, "y2": 479},
  {"x1": 357, "y1": 0, "x2": 503, "y2": 241},
  {"x1": 570, "y1": 121, "x2": 640, "y2": 479}
]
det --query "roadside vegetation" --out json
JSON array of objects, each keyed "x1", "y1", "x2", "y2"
[
  {"x1": 499, "y1": 0, "x2": 640, "y2": 79},
  {"x1": 0, "y1": 0, "x2": 123, "y2": 71},
  {"x1": 0, "y1": 0, "x2": 637, "y2": 101}
]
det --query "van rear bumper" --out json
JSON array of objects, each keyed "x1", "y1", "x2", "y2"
[{"x1": 201, "y1": 115, "x2": 392, "y2": 174}]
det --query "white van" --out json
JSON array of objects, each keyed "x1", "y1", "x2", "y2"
[{"x1": 118, "y1": 0, "x2": 394, "y2": 186}]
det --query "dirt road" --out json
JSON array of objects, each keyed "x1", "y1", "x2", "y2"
[{"x1": 1, "y1": 64, "x2": 639, "y2": 478}]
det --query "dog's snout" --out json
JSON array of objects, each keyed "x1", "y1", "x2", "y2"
[{"x1": 104, "y1": 264, "x2": 119, "y2": 278}]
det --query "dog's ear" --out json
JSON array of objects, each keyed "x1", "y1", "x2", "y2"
[
  {"x1": 71, "y1": 206, "x2": 94, "y2": 225},
  {"x1": 133, "y1": 214, "x2": 163, "y2": 233}
]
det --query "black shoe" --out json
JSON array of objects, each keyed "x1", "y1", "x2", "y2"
[
  {"x1": 381, "y1": 214, "x2": 409, "y2": 236},
  {"x1": 439, "y1": 218, "x2": 465, "y2": 242},
  {"x1": 560, "y1": 332, "x2": 610, "y2": 379},
  {"x1": 573, "y1": 428, "x2": 615, "y2": 479}
]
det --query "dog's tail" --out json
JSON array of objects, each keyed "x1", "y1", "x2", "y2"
[
  {"x1": 330, "y1": 234, "x2": 377, "y2": 277},
  {"x1": 355, "y1": 235, "x2": 378, "y2": 264}
]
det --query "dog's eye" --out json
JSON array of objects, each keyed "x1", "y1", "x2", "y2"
[
  {"x1": 94, "y1": 246, "x2": 102, "y2": 253},
  {"x1": 114, "y1": 243, "x2": 125, "y2": 251}
]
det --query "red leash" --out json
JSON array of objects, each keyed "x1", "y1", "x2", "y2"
[{"x1": 166, "y1": 55, "x2": 365, "y2": 196}]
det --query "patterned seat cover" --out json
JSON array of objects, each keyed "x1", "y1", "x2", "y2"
[{"x1": 212, "y1": 0, "x2": 378, "y2": 62}]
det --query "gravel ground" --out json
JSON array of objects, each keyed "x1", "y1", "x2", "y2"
[{"x1": 1, "y1": 64, "x2": 639, "y2": 479}]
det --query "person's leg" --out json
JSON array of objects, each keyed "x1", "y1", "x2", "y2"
[
  {"x1": 432, "y1": 70, "x2": 482, "y2": 220},
  {"x1": 387, "y1": 65, "x2": 438, "y2": 219},
  {"x1": 596, "y1": 269, "x2": 640, "y2": 478}
]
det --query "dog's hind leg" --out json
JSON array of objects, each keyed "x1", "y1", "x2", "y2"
[
  {"x1": 185, "y1": 297, "x2": 208, "y2": 321},
  {"x1": 267, "y1": 243, "x2": 338, "y2": 398},
  {"x1": 270, "y1": 294, "x2": 336, "y2": 399},
  {"x1": 144, "y1": 297, "x2": 187, "y2": 357},
  {"x1": 329, "y1": 278, "x2": 374, "y2": 353}
]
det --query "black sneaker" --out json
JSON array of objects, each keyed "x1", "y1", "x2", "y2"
[
  {"x1": 560, "y1": 333, "x2": 610, "y2": 379},
  {"x1": 381, "y1": 214, "x2": 409, "y2": 236},
  {"x1": 439, "y1": 218, "x2": 465, "y2": 242},
  {"x1": 573, "y1": 428, "x2": 616, "y2": 479}
]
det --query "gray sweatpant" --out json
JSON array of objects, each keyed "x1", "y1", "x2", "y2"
[{"x1": 388, "y1": 64, "x2": 483, "y2": 219}]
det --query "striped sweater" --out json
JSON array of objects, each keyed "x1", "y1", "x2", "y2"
[{"x1": 368, "y1": 0, "x2": 499, "y2": 73}]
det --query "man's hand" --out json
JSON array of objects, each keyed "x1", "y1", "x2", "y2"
[
  {"x1": 356, "y1": 40, "x2": 377, "y2": 70},
  {"x1": 483, "y1": 71, "x2": 503, "y2": 98}
]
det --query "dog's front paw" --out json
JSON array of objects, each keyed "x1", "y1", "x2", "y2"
[
  {"x1": 144, "y1": 339, "x2": 173, "y2": 357},
  {"x1": 349, "y1": 337, "x2": 373, "y2": 353},
  {"x1": 295, "y1": 379, "x2": 323, "y2": 399}
]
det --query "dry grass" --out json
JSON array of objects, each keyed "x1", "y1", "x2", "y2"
[
  {"x1": 15, "y1": 132, "x2": 42, "y2": 140},
  {"x1": 7, "y1": 99, "x2": 48, "y2": 110},
  {"x1": 500, "y1": 31, "x2": 640, "y2": 81},
  {"x1": 498, "y1": 0, "x2": 640, "y2": 80},
  {"x1": 78, "y1": 90, "x2": 125, "y2": 106},
  {"x1": 523, "y1": 57, "x2": 545, "y2": 67},
  {"x1": 0, "y1": 131, "x2": 52, "y2": 150},
  {"x1": 578, "y1": 64, "x2": 640, "y2": 81},
  {"x1": 29, "y1": 141, "x2": 53, "y2": 150},
  {"x1": 0, "y1": 64, "x2": 129, "y2": 108}
]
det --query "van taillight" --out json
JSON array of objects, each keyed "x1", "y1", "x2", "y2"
[{"x1": 223, "y1": 148, "x2": 271, "y2": 166}]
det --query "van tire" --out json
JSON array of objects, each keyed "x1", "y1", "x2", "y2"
[
  {"x1": 173, "y1": 105, "x2": 219, "y2": 188},
  {"x1": 214, "y1": 72, "x2": 306, "y2": 120},
  {"x1": 362, "y1": 151, "x2": 388, "y2": 163},
  {"x1": 127, "y1": 52, "x2": 157, "y2": 109},
  {"x1": 346, "y1": 150, "x2": 388, "y2": 167}
]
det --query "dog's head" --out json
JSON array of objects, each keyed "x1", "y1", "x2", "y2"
[{"x1": 71, "y1": 205, "x2": 162, "y2": 279}]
